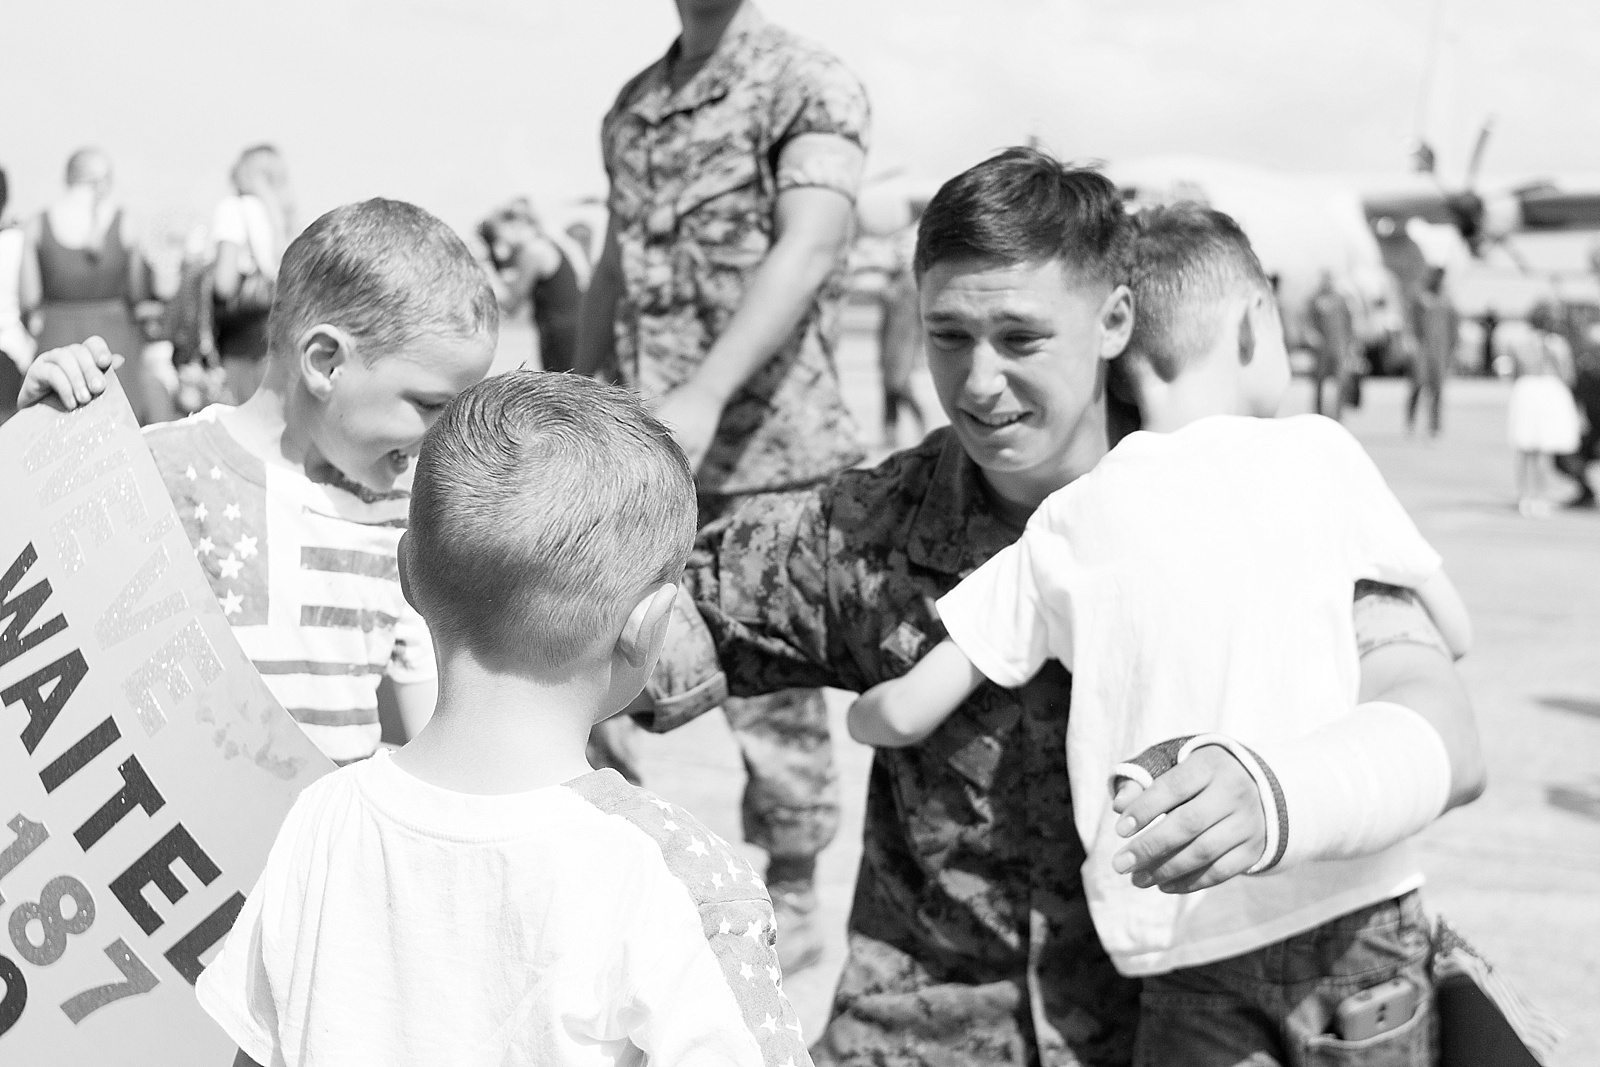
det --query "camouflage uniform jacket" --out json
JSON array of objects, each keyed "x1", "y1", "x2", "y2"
[
  {"x1": 601, "y1": 3, "x2": 869, "y2": 496},
  {"x1": 669, "y1": 426, "x2": 1453, "y2": 1067}
]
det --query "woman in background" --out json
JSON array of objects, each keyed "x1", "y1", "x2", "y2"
[
  {"x1": 1509, "y1": 303, "x2": 1583, "y2": 517},
  {"x1": 211, "y1": 144, "x2": 293, "y2": 402},
  {"x1": 478, "y1": 198, "x2": 585, "y2": 373},
  {"x1": 20, "y1": 147, "x2": 155, "y2": 421},
  {"x1": 0, "y1": 166, "x2": 34, "y2": 421}
]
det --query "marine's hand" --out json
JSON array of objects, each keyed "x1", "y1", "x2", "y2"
[
  {"x1": 650, "y1": 383, "x2": 724, "y2": 474},
  {"x1": 18, "y1": 337, "x2": 123, "y2": 410},
  {"x1": 1110, "y1": 746, "x2": 1266, "y2": 894}
]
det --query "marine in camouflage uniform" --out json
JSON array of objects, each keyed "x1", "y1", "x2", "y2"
[
  {"x1": 643, "y1": 425, "x2": 1458, "y2": 1066},
  {"x1": 595, "y1": 0, "x2": 870, "y2": 960}
]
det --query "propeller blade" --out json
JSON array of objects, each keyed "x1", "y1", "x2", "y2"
[{"x1": 1464, "y1": 117, "x2": 1494, "y2": 189}]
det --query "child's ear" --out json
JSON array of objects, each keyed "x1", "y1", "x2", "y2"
[
  {"x1": 617, "y1": 584, "x2": 678, "y2": 670},
  {"x1": 1099, "y1": 284, "x2": 1135, "y2": 361},
  {"x1": 396, "y1": 533, "x2": 418, "y2": 610},
  {"x1": 298, "y1": 324, "x2": 356, "y2": 399}
]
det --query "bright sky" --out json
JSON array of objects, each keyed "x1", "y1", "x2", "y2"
[{"x1": 4, "y1": 0, "x2": 1598, "y2": 241}]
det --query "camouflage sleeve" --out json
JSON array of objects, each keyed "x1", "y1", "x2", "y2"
[
  {"x1": 682, "y1": 486, "x2": 843, "y2": 699},
  {"x1": 1353, "y1": 579, "x2": 1450, "y2": 658},
  {"x1": 770, "y1": 48, "x2": 870, "y2": 198},
  {"x1": 638, "y1": 584, "x2": 730, "y2": 734}
]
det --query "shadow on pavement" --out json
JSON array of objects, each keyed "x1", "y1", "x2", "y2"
[
  {"x1": 1536, "y1": 695, "x2": 1600, "y2": 720},
  {"x1": 1546, "y1": 782, "x2": 1600, "y2": 822}
]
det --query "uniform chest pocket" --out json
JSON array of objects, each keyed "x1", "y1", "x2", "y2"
[{"x1": 676, "y1": 147, "x2": 761, "y2": 216}]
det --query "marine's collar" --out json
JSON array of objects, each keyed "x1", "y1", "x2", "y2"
[
  {"x1": 904, "y1": 429, "x2": 1026, "y2": 578},
  {"x1": 632, "y1": 2, "x2": 767, "y2": 121}
]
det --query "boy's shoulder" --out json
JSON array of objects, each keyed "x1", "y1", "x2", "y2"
[
  {"x1": 562, "y1": 771, "x2": 771, "y2": 910},
  {"x1": 143, "y1": 406, "x2": 266, "y2": 495}
]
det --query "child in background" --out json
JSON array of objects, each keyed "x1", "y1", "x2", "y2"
[
  {"x1": 850, "y1": 204, "x2": 1478, "y2": 1061},
  {"x1": 198, "y1": 371, "x2": 810, "y2": 1067},
  {"x1": 1507, "y1": 303, "x2": 1583, "y2": 517},
  {"x1": 19, "y1": 197, "x2": 498, "y2": 762}
]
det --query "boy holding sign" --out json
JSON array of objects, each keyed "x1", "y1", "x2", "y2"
[
  {"x1": 19, "y1": 199, "x2": 498, "y2": 764},
  {"x1": 196, "y1": 372, "x2": 808, "y2": 1066}
]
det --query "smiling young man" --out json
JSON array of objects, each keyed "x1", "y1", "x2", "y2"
[
  {"x1": 648, "y1": 148, "x2": 1481, "y2": 1066},
  {"x1": 20, "y1": 198, "x2": 499, "y2": 764}
]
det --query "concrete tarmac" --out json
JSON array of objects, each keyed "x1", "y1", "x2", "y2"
[{"x1": 538, "y1": 313, "x2": 1599, "y2": 1062}]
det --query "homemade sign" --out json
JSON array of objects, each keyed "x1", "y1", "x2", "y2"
[{"x1": 0, "y1": 375, "x2": 333, "y2": 1065}]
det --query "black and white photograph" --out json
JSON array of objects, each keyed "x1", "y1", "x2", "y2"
[{"x1": 0, "y1": 1, "x2": 1596, "y2": 1064}]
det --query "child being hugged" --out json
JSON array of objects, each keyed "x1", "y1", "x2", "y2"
[
  {"x1": 850, "y1": 205, "x2": 1480, "y2": 1061},
  {"x1": 197, "y1": 372, "x2": 811, "y2": 1067},
  {"x1": 19, "y1": 199, "x2": 499, "y2": 763}
]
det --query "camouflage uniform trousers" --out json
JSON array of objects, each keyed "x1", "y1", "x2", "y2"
[{"x1": 702, "y1": 491, "x2": 840, "y2": 866}]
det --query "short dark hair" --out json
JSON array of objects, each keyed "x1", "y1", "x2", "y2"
[
  {"x1": 1126, "y1": 203, "x2": 1272, "y2": 382},
  {"x1": 407, "y1": 371, "x2": 697, "y2": 670},
  {"x1": 913, "y1": 146, "x2": 1131, "y2": 284},
  {"x1": 269, "y1": 198, "x2": 498, "y2": 360}
]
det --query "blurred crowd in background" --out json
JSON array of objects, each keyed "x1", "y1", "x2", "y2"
[{"x1": 1, "y1": 141, "x2": 1597, "y2": 509}]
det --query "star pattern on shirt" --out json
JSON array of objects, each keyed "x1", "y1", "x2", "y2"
[
  {"x1": 176, "y1": 458, "x2": 269, "y2": 626},
  {"x1": 625, "y1": 787, "x2": 806, "y2": 1066}
]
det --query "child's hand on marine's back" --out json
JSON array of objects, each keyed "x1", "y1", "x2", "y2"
[
  {"x1": 848, "y1": 682, "x2": 921, "y2": 747},
  {"x1": 18, "y1": 336, "x2": 123, "y2": 410},
  {"x1": 1110, "y1": 746, "x2": 1267, "y2": 895}
]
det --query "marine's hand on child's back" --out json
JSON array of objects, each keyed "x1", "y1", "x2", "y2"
[
  {"x1": 1110, "y1": 746, "x2": 1266, "y2": 894},
  {"x1": 18, "y1": 336, "x2": 122, "y2": 410}
]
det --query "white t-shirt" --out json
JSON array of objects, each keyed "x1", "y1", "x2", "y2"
[
  {"x1": 0, "y1": 226, "x2": 34, "y2": 371},
  {"x1": 937, "y1": 414, "x2": 1443, "y2": 977},
  {"x1": 197, "y1": 753, "x2": 810, "y2": 1067},
  {"x1": 211, "y1": 194, "x2": 280, "y2": 280}
]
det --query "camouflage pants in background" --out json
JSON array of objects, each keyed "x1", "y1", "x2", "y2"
[
  {"x1": 701, "y1": 492, "x2": 841, "y2": 867},
  {"x1": 724, "y1": 687, "x2": 839, "y2": 862}
]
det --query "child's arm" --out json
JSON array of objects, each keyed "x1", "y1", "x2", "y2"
[
  {"x1": 17, "y1": 336, "x2": 122, "y2": 410},
  {"x1": 847, "y1": 639, "x2": 986, "y2": 747},
  {"x1": 1413, "y1": 570, "x2": 1472, "y2": 659}
]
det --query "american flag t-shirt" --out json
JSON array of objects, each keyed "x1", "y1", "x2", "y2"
[{"x1": 144, "y1": 409, "x2": 434, "y2": 763}]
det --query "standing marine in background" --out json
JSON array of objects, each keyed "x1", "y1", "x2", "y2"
[
  {"x1": 1406, "y1": 266, "x2": 1458, "y2": 438},
  {"x1": 578, "y1": 0, "x2": 869, "y2": 974},
  {"x1": 1306, "y1": 271, "x2": 1357, "y2": 421}
]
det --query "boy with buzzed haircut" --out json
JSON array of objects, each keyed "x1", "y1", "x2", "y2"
[
  {"x1": 20, "y1": 197, "x2": 498, "y2": 763},
  {"x1": 197, "y1": 371, "x2": 812, "y2": 1067},
  {"x1": 852, "y1": 203, "x2": 1479, "y2": 1062}
]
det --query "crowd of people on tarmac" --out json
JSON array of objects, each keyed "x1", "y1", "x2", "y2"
[{"x1": 0, "y1": 0, "x2": 1585, "y2": 1064}]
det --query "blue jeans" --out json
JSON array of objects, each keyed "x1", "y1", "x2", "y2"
[{"x1": 1135, "y1": 891, "x2": 1436, "y2": 1067}]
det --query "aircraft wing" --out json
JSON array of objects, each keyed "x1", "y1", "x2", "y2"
[
  {"x1": 1517, "y1": 187, "x2": 1600, "y2": 231},
  {"x1": 1361, "y1": 188, "x2": 1463, "y2": 227},
  {"x1": 1363, "y1": 183, "x2": 1600, "y2": 236}
]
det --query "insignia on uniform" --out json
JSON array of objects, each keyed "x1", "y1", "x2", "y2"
[{"x1": 879, "y1": 621, "x2": 926, "y2": 670}]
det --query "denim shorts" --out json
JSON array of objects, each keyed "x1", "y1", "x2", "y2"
[{"x1": 1135, "y1": 891, "x2": 1436, "y2": 1067}]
